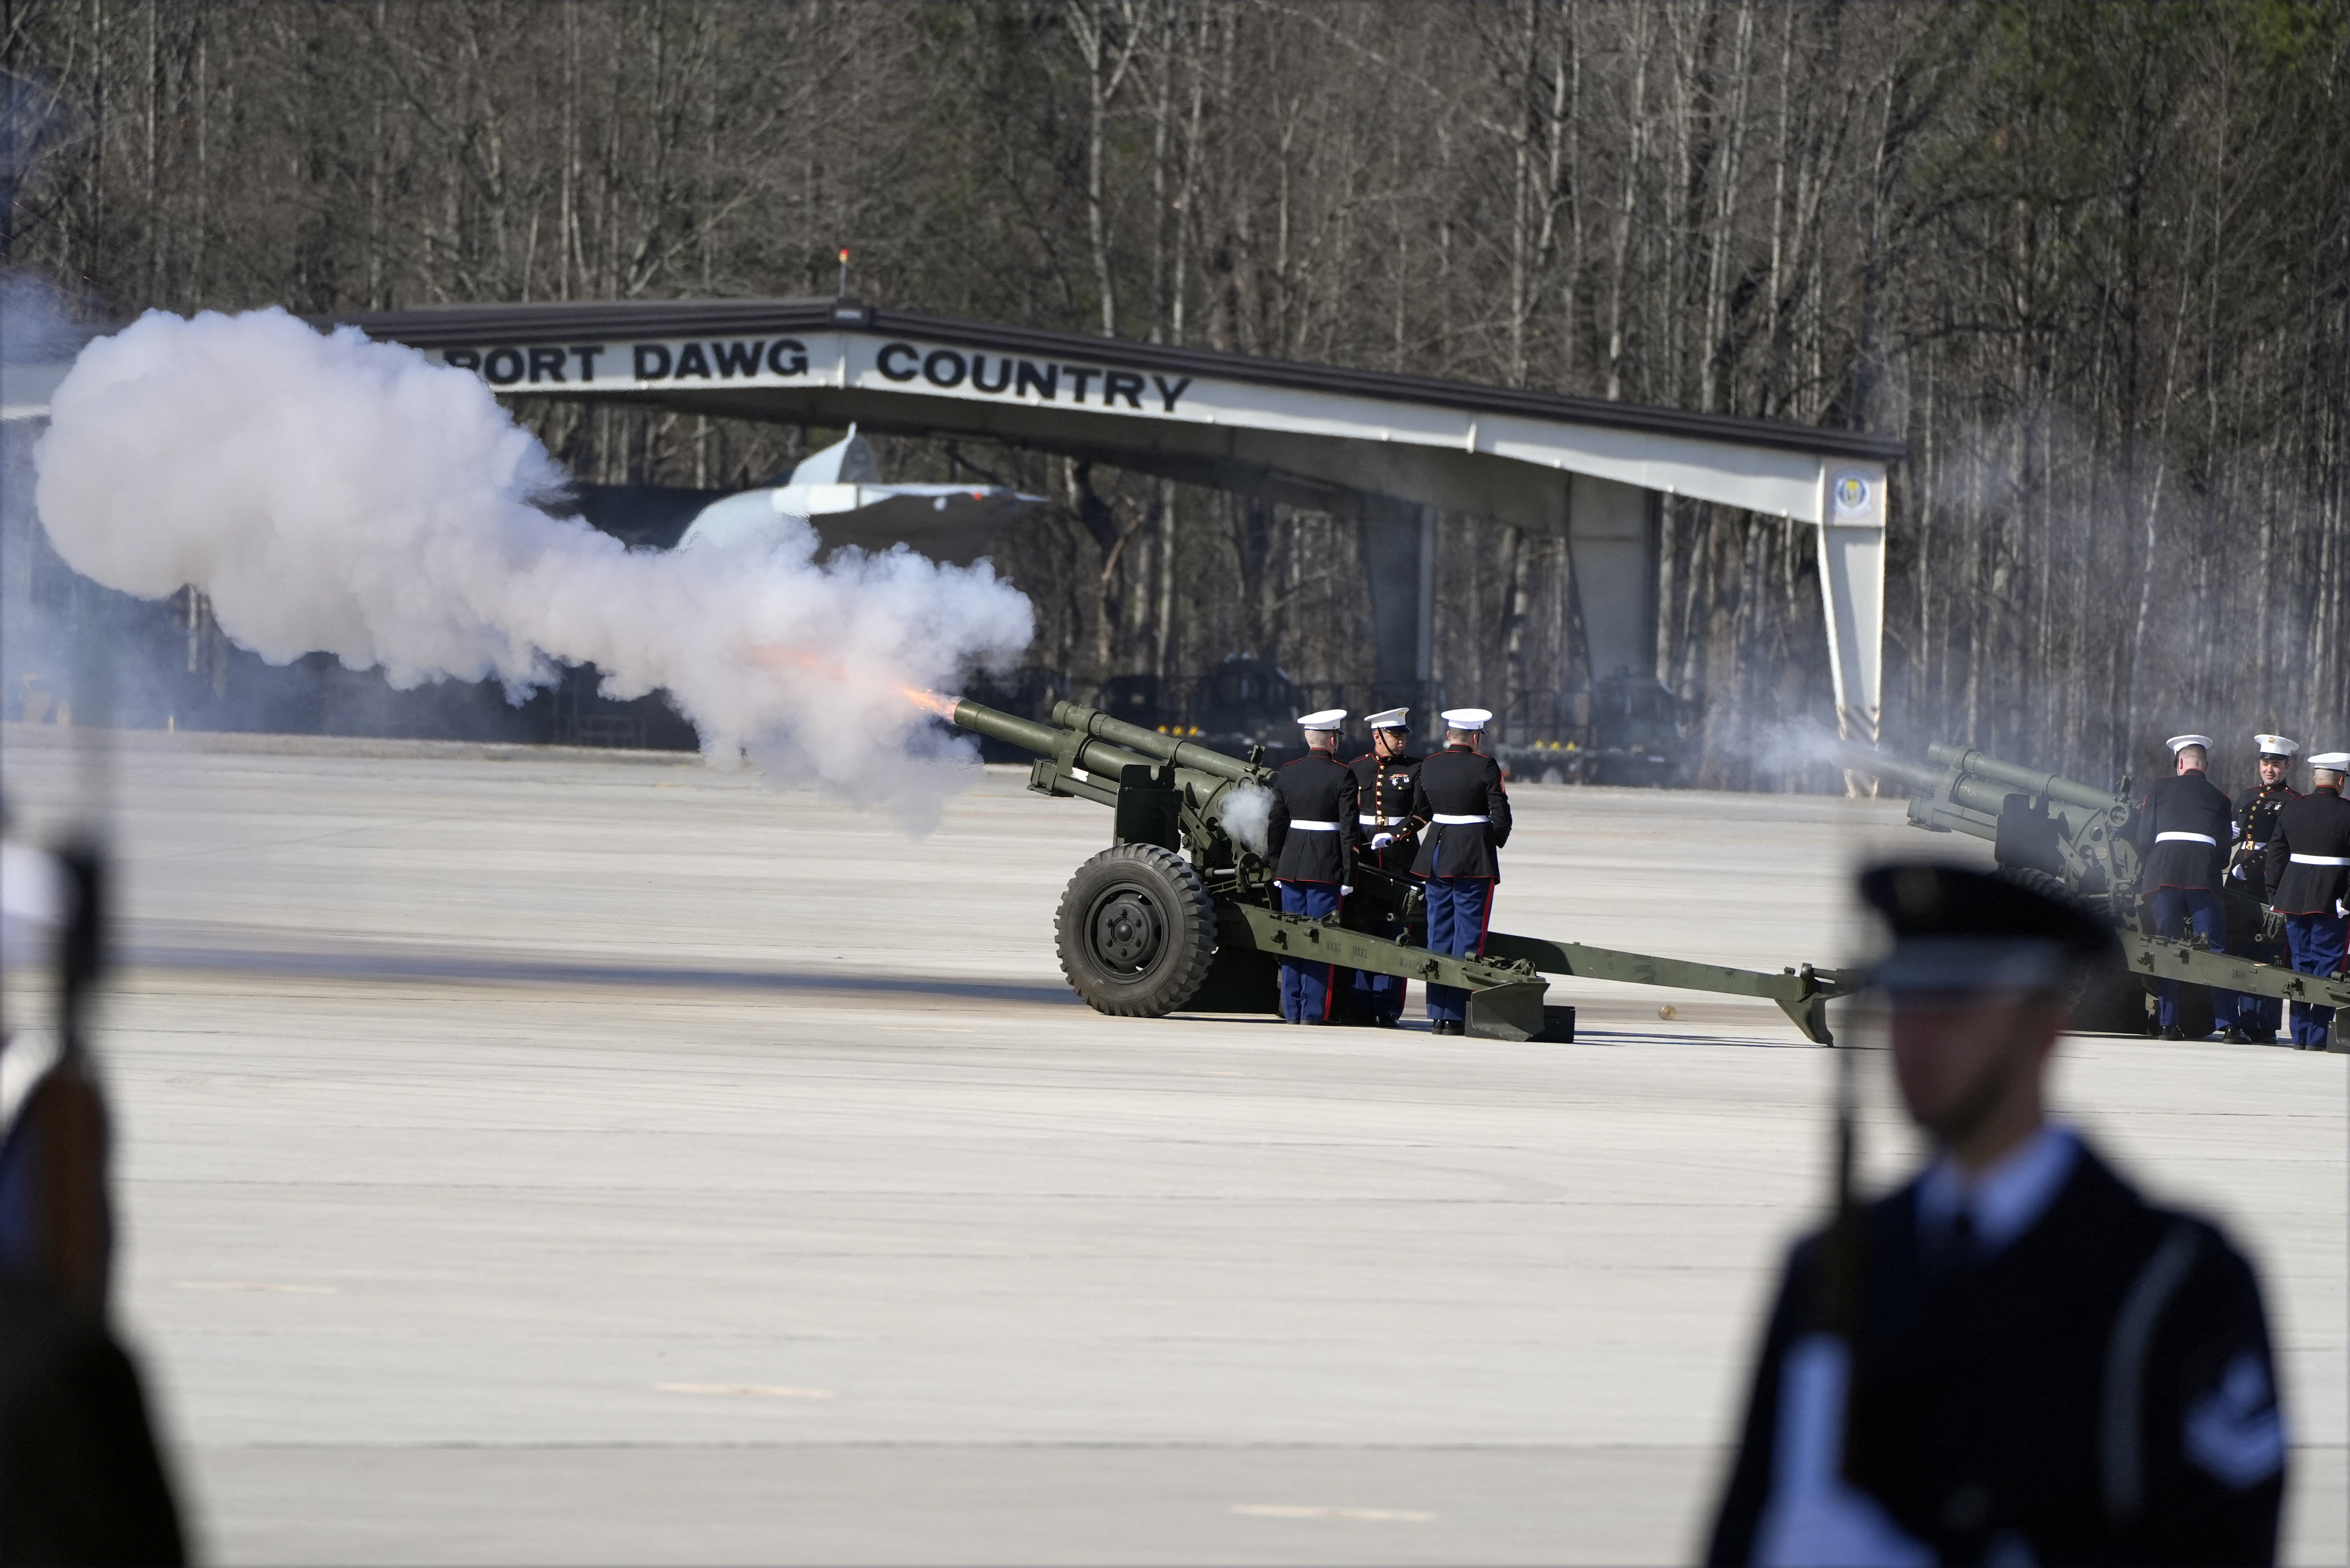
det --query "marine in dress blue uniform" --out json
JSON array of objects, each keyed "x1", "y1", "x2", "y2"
[
  {"x1": 2218, "y1": 735, "x2": 2300, "y2": 1045},
  {"x1": 2263, "y1": 751, "x2": 2350, "y2": 1050},
  {"x1": 1264, "y1": 709, "x2": 1362, "y2": 1024},
  {"x1": 1408, "y1": 708, "x2": 1512, "y2": 1036},
  {"x1": 1344, "y1": 707, "x2": 1423, "y2": 1026},
  {"x1": 1708, "y1": 864, "x2": 2286, "y2": 1567},
  {"x1": 2135, "y1": 734, "x2": 2232, "y2": 1038}
]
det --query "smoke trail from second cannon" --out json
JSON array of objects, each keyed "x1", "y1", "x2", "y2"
[{"x1": 32, "y1": 307, "x2": 1035, "y2": 829}]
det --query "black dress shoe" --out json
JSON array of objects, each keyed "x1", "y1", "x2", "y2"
[
  {"x1": 2161, "y1": 1026, "x2": 2186, "y2": 1040},
  {"x1": 1431, "y1": 1020, "x2": 1461, "y2": 1036},
  {"x1": 2223, "y1": 1027, "x2": 2252, "y2": 1045}
]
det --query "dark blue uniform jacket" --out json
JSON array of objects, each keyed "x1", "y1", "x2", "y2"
[
  {"x1": 1348, "y1": 750, "x2": 1424, "y2": 875},
  {"x1": 2264, "y1": 785, "x2": 2350, "y2": 915},
  {"x1": 1267, "y1": 751, "x2": 1360, "y2": 885},
  {"x1": 1408, "y1": 745, "x2": 1512, "y2": 879},
  {"x1": 2227, "y1": 782, "x2": 2299, "y2": 902},
  {"x1": 2136, "y1": 771, "x2": 2232, "y2": 890}
]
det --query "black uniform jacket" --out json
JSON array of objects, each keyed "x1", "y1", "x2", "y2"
[
  {"x1": 1409, "y1": 745, "x2": 1512, "y2": 879},
  {"x1": 2136, "y1": 770, "x2": 2232, "y2": 890},
  {"x1": 2, "y1": 1273, "x2": 188, "y2": 1566},
  {"x1": 1708, "y1": 1141, "x2": 2283, "y2": 1568},
  {"x1": 1349, "y1": 750, "x2": 1424, "y2": 875},
  {"x1": 2264, "y1": 785, "x2": 2350, "y2": 915},
  {"x1": 2227, "y1": 782, "x2": 2300, "y2": 903},
  {"x1": 1267, "y1": 751, "x2": 1361, "y2": 885}
]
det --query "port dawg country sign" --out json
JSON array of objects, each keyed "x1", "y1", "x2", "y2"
[{"x1": 433, "y1": 333, "x2": 1196, "y2": 418}]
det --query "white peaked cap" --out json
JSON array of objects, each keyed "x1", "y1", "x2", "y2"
[
  {"x1": 1295, "y1": 708, "x2": 1347, "y2": 731},
  {"x1": 1441, "y1": 708, "x2": 1493, "y2": 730},
  {"x1": 2166, "y1": 734, "x2": 2216, "y2": 754},
  {"x1": 1365, "y1": 707, "x2": 1411, "y2": 729},
  {"x1": 2254, "y1": 734, "x2": 2298, "y2": 758},
  {"x1": 2308, "y1": 752, "x2": 2350, "y2": 771}
]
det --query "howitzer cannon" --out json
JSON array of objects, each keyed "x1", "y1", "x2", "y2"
[
  {"x1": 948, "y1": 696, "x2": 1853, "y2": 1043},
  {"x1": 1837, "y1": 742, "x2": 2350, "y2": 1048}
]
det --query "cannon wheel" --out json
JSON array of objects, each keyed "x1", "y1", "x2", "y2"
[
  {"x1": 1996, "y1": 866, "x2": 2154, "y2": 1035},
  {"x1": 1055, "y1": 845, "x2": 1217, "y2": 1016}
]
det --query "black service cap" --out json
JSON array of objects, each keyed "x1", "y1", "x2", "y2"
[{"x1": 1859, "y1": 861, "x2": 2117, "y2": 991}]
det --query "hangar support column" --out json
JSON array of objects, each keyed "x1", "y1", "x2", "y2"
[
  {"x1": 1565, "y1": 475, "x2": 1660, "y2": 689},
  {"x1": 1360, "y1": 495, "x2": 1435, "y2": 717},
  {"x1": 1815, "y1": 464, "x2": 1887, "y2": 743}
]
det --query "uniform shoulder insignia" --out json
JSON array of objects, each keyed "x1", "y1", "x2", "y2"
[{"x1": 2185, "y1": 1352, "x2": 2286, "y2": 1489}]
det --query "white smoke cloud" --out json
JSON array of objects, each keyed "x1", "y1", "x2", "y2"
[
  {"x1": 32, "y1": 307, "x2": 1034, "y2": 830},
  {"x1": 1213, "y1": 781, "x2": 1275, "y2": 856}
]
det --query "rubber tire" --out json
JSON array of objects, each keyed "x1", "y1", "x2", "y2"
[
  {"x1": 1994, "y1": 865, "x2": 2078, "y2": 905},
  {"x1": 1993, "y1": 866, "x2": 2153, "y2": 1035},
  {"x1": 2071, "y1": 959, "x2": 2157, "y2": 1036},
  {"x1": 1055, "y1": 845, "x2": 1217, "y2": 1017}
]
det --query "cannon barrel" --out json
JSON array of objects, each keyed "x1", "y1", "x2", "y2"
[
  {"x1": 1832, "y1": 744, "x2": 1946, "y2": 798},
  {"x1": 1834, "y1": 744, "x2": 2011, "y2": 835},
  {"x1": 1050, "y1": 701, "x2": 1265, "y2": 786},
  {"x1": 1925, "y1": 744, "x2": 2122, "y2": 815},
  {"x1": 948, "y1": 697, "x2": 1158, "y2": 776},
  {"x1": 1837, "y1": 743, "x2": 2124, "y2": 830}
]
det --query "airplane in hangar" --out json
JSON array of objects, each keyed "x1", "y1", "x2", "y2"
[{"x1": 674, "y1": 423, "x2": 1042, "y2": 563}]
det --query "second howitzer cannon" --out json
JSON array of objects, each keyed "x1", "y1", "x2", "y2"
[
  {"x1": 1837, "y1": 742, "x2": 2350, "y2": 1048},
  {"x1": 948, "y1": 696, "x2": 1852, "y2": 1042}
]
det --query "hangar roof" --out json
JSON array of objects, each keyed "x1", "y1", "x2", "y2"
[{"x1": 337, "y1": 296, "x2": 1906, "y2": 465}]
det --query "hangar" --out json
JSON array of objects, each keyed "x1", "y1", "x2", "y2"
[{"x1": 340, "y1": 297, "x2": 1903, "y2": 744}]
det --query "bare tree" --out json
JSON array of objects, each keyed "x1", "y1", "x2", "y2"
[{"x1": 9, "y1": 0, "x2": 2342, "y2": 785}]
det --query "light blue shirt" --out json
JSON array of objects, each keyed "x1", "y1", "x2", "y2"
[{"x1": 1913, "y1": 1122, "x2": 2081, "y2": 1258}]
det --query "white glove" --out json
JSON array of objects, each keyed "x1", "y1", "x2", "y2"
[
  {"x1": 1340, "y1": 886, "x2": 1354, "y2": 897},
  {"x1": 1370, "y1": 832, "x2": 1396, "y2": 850},
  {"x1": 1754, "y1": 1336, "x2": 1932, "y2": 1568}
]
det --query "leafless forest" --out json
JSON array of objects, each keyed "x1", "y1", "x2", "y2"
[{"x1": 4, "y1": 2, "x2": 2344, "y2": 788}]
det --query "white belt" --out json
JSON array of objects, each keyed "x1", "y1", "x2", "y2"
[
  {"x1": 1432, "y1": 813, "x2": 1489, "y2": 826},
  {"x1": 2290, "y1": 854, "x2": 2350, "y2": 866},
  {"x1": 1358, "y1": 815, "x2": 1404, "y2": 826},
  {"x1": 2156, "y1": 832, "x2": 2217, "y2": 845},
  {"x1": 1287, "y1": 819, "x2": 1340, "y2": 832}
]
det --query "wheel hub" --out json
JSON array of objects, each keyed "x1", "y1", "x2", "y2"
[{"x1": 1089, "y1": 887, "x2": 1164, "y2": 972}]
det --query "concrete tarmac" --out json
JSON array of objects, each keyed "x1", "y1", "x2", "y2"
[{"x1": 1, "y1": 727, "x2": 2341, "y2": 1565}]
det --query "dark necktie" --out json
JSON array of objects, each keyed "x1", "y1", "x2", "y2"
[{"x1": 1949, "y1": 1205, "x2": 1981, "y2": 1267}]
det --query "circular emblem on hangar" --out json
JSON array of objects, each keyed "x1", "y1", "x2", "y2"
[{"x1": 1832, "y1": 472, "x2": 1873, "y2": 517}]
